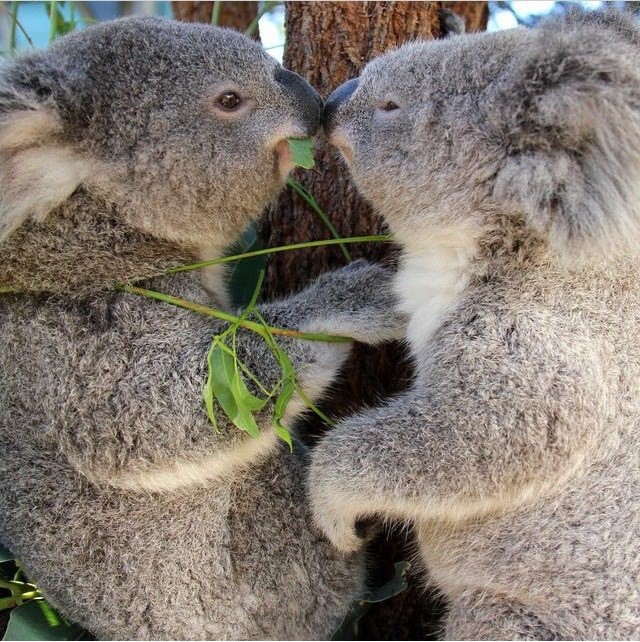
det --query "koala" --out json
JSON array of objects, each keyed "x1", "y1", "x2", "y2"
[
  {"x1": 312, "y1": 8, "x2": 640, "y2": 640},
  {"x1": 0, "y1": 17, "x2": 405, "y2": 640}
]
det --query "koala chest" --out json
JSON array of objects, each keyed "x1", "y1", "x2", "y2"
[{"x1": 395, "y1": 232, "x2": 477, "y2": 353}]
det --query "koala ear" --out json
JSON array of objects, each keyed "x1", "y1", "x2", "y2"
[
  {"x1": 439, "y1": 9, "x2": 466, "y2": 37},
  {"x1": 488, "y1": 10, "x2": 640, "y2": 256},
  {"x1": 0, "y1": 67, "x2": 90, "y2": 242}
]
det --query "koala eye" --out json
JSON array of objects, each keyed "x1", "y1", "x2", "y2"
[{"x1": 217, "y1": 91, "x2": 243, "y2": 111}]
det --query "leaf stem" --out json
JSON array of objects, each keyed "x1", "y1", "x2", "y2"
[
  {"x1": 211, "y1": 0, "x2": 222, "y2": 25},
  {"x1": 286, "y1": 178, "x2": 352, "y2": 263},
  {"x1": 48, "y1": 0, "x2": 57, "y2": 42},
  {"x1": 162, "y1": 235, "x2": 392, "y2": 276},
  {"x1": 117, "y1": 285, "x2": 353, "y2": 344},
  {"x1": 245, "y1": 0, "x2": 281, "y2": 36},
  {"x1": 0, "y1": 591, "x2": 42, "y2": 610},
  {"x1": 0, "y1": 2, "x2": 35, "y2": 49}
]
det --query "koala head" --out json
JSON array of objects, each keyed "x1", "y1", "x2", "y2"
[
  {"x1": 324, "y1": 9, "x2": 640, "y2": 257},
  {"x1": 0, "y1": 17, "x2": 320, "y2": 251}
]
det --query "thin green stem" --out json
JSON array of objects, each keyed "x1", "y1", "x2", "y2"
[
  {"x1": 48, "y1": 0, "x2": 57, "y2": 42},
  {"x1": 162, "y1": 235, "x2": 392, "y2": 277},
  {"x1": 245, "y1": 1, "x2": 281, "y2": 36},
  {"x1": 286, "y1": 178, "x2": 352, "y2": 263},
  {"x1": 117, "y1": 285, "x2": 353, "y2": 344},
  {"x1": 0, "y1": 591, "x2": 42, "y2": 610},
  {"x1": 0, "y1": 2, "x2": 34, "y2": 49},
  {"x1": 295, "y1": 384, "x2": 336, "y2": 426},
  {"x1": 9, "y1": 1, "x2": 18, "y2": 51},
  {"x1": 211, "y1": 0, "x2": 222, "y2": 25}
]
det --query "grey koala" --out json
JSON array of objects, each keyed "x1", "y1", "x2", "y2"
[
  {"x1": 312, "y1": 8, "x2": 640, "y2": 640},
  {"x1": 0, "y1": 17, "x2": 405, "y2": 640}
]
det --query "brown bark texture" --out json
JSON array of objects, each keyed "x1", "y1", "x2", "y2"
[
  {"x1": 261, "y1": 1, "x2": 488, "y2": 301},
  {"x1": 171, "y1": 1, "x2": 260, "y2": 35},
  {"x1": 259, "y1": 3, "x2": 488, "y2": 640}
]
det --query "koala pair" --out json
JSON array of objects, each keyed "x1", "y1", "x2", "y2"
[
  {"x1": 0, "y1": 18, "x2": 404, "y2": 640},
  {"x1": 311, "y1": 8, "x2": 640, "y2": 640}
]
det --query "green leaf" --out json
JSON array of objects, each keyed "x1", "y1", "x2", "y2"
[
  {"x1": 273, "y1": 378, "x2": 295, "y2": 451},
  {"x1": 3, "y1": 600, "x2": 80, "y2": 641},
  {"x1": 207, "y1": 341, "x2": 265, "y2": 438},
  {"x1": 331, "y1": 561, "x2": 410, "y2": 641},
  {"x1": 226, "y1": 224, "x2": 268, "y2": 309},
  {"x1": 0, "y1": 544, "x2": 14, "y2": 563},
  {"x1": 287, "y1": 137, "x2": 315, "y2": 169}
]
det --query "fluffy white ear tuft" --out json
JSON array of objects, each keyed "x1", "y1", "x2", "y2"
[
  {"x1": 0, "y1": 109, "x2": 90, "y2": 242},
  {"x1": 488, "y1": 13, "x2": 640, "y2": 257}
]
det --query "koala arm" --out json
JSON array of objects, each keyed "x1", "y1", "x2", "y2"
[
  {"x1": 255, "y1": 260, "x2": 405, "y2": 346},
  {"x1": 235, "y1": 260, "x2": 406, "y2": 398},
  {"x1": 309, "y1": 313, "x2": 607, "y2": 552}
]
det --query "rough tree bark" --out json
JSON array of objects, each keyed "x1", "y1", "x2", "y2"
[
  {"x1": 258, "y1": 3, "x2": 488, "y2": 639},
  {"x1": 171, "y1": 1, "x2": 260, "y2": 35}
]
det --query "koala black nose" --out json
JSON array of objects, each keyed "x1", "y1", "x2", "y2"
[
  {"x1": 275, "y1": 67, "x2": 323, "y2": 136},
  {"x1": 322, "y1": 77, "x2": 360, "y2": 135}
]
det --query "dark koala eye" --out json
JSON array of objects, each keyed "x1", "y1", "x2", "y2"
[
  {"x1": 380, "y1": 100, "x2": 400, "y2": 112},
  {"x1": 217, "y1": 91, "x2": 243, "y2": 111}
]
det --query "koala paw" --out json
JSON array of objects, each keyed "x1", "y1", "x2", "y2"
[
  {"x1": 313, "y1": 506, "x2": 364, "y2": 553},
  {"x1": 308, "y1": 445, "x2": 367, "y2": 553},
  {"x1": 301, "y1": 260, "x2": 408, "y2": 344}
]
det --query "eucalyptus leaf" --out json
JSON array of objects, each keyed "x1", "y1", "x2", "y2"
[
  {"x1": 273, "y1": 378, "x2": 295, "y2": 451},
  {"x1": 287, "y1": 137, "x2": 315, "y2": 169},
  {"x1": 208, "y1": 342, "x2": 261, "y2": 438},
  {"x1": 2, "y1": 600, "x2": 80, "y2": 641},
  {"x1": 226, "y1": 224, "x2": 267, "y2": 309},
  {"x1": 331, "y1": 561, "x2": 410, "y2": 641}
]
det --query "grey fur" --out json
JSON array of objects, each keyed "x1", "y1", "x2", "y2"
[
  {"x1": 0, "y1": 17, "x2": 405, "y2": 640},
  {"x1": 312, "y1": 8, "x2": 640, "y2": 640}
]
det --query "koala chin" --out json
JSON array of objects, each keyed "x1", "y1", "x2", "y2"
[
  {"x1": 312, "y1": 8, "x2": 640, "y2": 640},
  {"x1": 0, "y1": 17, "x2": 408, "y2": 640}
]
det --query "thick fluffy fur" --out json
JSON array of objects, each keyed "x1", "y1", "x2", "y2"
[
  {"x1": 0, "y1": 18, "x2": 405, "y2": 640},
  {"x1": 311, "y1": 9, "x2": 640, "y2": 640}
]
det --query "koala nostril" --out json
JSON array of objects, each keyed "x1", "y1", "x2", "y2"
[{"x1": 322, "y1": 77, "x2": 360, "y2": 135}]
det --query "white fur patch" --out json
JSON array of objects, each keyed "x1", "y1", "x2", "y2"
[
  {"x1": 79, "y1": 429, "x2": 279, "y2": 493},
  {"x1": 0, "y1": 146, "x2": 93, "y2": 241},
  {"x1": 197, "y1": 245, "x2": 232, "y2": 311},
  {"x1": 394, "y1": 225, "x2": 479, "y2": 353}
]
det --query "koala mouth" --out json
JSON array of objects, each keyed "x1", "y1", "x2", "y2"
[
  {"x1": 327, "y1": 128, "x2": 353, "y2": 164},
  {"x1": 275, "y1": 139, "x2": 296, "y2": 180}
]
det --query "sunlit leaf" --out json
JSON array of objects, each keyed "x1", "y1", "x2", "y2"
[
  {"x1": 208, "y1": 342, "x2": 262, "y2": 438},
  {"x1": 287, "y1": 137, "x2": 315, "y2": 169}
]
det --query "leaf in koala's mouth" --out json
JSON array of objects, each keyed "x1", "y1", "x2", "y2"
[{"x1": 287, "y1": 137, "x2": 315, "y2": 169}]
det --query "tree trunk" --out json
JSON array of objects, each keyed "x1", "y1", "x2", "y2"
[
  {"x1": 171, "y1": 1, "x2": 260, "y2": 36},
  {"x1": 259, "y1": 3, "x2": 488, "y2": 639}
]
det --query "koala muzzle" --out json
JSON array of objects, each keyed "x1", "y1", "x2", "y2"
[
  {"x1": 275, "y1": 67, "x2": 323, "y2": 135},
  {"x1": 322, "y1": 78, "x2": 360, "y2": 135}
]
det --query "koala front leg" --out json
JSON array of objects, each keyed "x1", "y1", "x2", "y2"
[
  {"x1": 236, "y1": 260, "x2": 406, "y2": 405},
  {"x1": 309, "y1": 334, "x2": 606, "y2": 552}
]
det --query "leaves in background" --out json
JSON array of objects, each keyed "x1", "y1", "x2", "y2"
[
  {"x1": 2, "y1": 601, "x2": 82, "y2": 641},
  {"x1": 331, "y1": 561, "x2": 411, "y2": 640},
  {"x1": 226, "y1": 223, "x2": 267, "y2": 309},
  {"x1": 0, "y1": 547, "x2": 13, "y2": 565}
]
